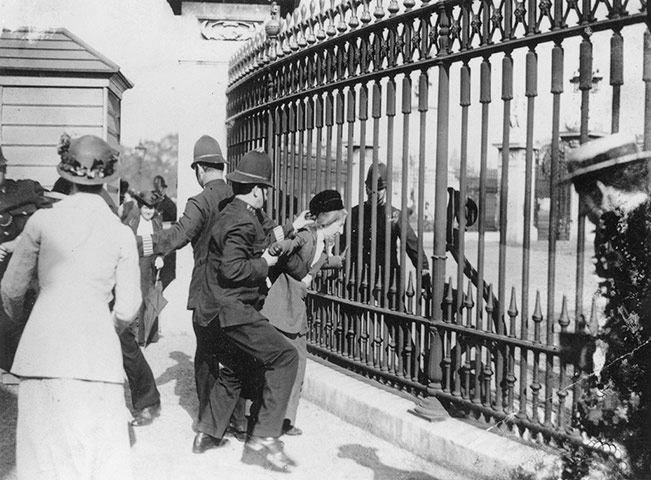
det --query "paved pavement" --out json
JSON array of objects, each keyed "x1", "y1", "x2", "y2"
[
  {"x1": 0, "y1": 330, "x2": 465, "y2": 480},
  {"x1": 0, "y1": 246, "x2": 561, "y2": 480},
  {"x1": 0, "y1": 259, "x2": 468, "y2": 480}
]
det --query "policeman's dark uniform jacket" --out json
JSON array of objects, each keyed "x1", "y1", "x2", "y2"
[
  {"x1": 346, "y1": 163, "x2": 429, "y2": 288},
  {"x1": 138, "y1": 137, "x2": 232, "y2": 310},
  {"x1": 137, "y1": 135, "x2": 233, "y2": 422},
  {"x1": 192, "y1": 150, "x2": 298, "y2": 460},
  {"x1": 0, "y1": 146, "x2": 54, "y2": 371}
]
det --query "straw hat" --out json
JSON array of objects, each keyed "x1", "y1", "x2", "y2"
[
  {"x1": 56, "y1": 134, "x2": 120, "y2": 185},
  {"x1": 561, "y1": 133, "x2": 651, "y2": 183}
]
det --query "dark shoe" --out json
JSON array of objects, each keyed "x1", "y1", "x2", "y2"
[
  {"x1": 242, "y1": 436, "x2": 296, "y2": 472},
  {"x1": 192, "y1": 432, "x2": 228, "y2": 454},
  {"x1": 130, "y1": 402, "x2": 161, "y2": 427},
  {"x1": 225, "y1": 425, "x2": 248, "y2": 442},
  {"x1": 282, "y1": 420, "x2": 302, "y2": 436}
]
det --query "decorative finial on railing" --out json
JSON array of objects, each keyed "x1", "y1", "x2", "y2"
[
  {"x1": 265, "y1": 1, "x2": 282, "y2": 38},
  {"x1": 361, "y1": 0, "x2": 373, "y2": 24},
  {"x1": 374, "y1": 0, "x2": 386, "y2": 21},
  {"x1": 388, "y1": 0, "x2": 399, "y2": 16},
  {"x1": 298, "y1": 4, "x2": 309, "y2": 47},
  {"x1": 349, "y1": 0, "x2": 360, "y2": 28},
  {"x1": 315, "y1": 0, "x2": 326, "y2": 40},
  {"x1": 336, "y1": 0, "x2": 347, "y2": 33}
]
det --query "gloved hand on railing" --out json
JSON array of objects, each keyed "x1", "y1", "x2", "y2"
[{"x1": 421, "y1": 270, "x2": 432, "y2": 296}]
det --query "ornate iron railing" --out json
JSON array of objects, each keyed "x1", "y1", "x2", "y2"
[{"x1": 226, "y1": 0, "x2": 651, "y2": 449}]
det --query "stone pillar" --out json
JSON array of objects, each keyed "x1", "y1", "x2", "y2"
[
  {"x1": 348, "y1": 145, "x2": 375, "y2": 206},
  {"x1": 170, "y1": 2, "x2": 270, "y2": 317},
  {"x1": 495, "y1": 142, "x2": 538, "y2": 244}
]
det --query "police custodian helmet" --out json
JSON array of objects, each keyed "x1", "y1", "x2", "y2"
[{"x1": 191, "y1": 135, "x2": 227, "y2": 169}]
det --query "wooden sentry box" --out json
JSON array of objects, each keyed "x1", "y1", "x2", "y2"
[{"x1": 0, "y1": 28, "x2": 132, "y2": 200}]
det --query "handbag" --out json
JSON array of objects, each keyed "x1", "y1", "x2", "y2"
[{"x1": 261, "y1": 272, "x2": 308, "y2": 334}]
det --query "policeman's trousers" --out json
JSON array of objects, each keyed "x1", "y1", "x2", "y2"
[{"x1": 196, "y1": 319, "x2": 298, "y2": 439}]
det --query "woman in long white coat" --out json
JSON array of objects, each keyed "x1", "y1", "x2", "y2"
[{"x1": 1, "y1": 134, "x2": 142, "y2": 480}]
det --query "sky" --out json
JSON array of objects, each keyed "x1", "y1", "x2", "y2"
[
  {"x1": 0, "y1": 0, "x2": 200, "y2": 148},
  {"x1": 1, "y1": 0, "x2": 648, "y2": 163}
]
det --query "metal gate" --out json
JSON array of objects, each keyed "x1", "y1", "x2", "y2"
[{"x1": 226, "y1": 0, "x2": 651, "y2": 448}]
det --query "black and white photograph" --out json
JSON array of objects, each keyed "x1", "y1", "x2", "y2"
[{"x1": 1, "y1": 0, "x2": 651, "y2": 479}]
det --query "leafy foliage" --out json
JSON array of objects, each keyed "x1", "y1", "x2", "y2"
[
  {"x1": 118, "y1": 134, "x2": 178, "y2": 198},
  {"x1": 574, "y1": 201, "x2": 651, "y2": 479}
]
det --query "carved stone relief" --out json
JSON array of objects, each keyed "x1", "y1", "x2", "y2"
[{"x1": 200, "y1": 19, "x2": 262, "y2": 41}]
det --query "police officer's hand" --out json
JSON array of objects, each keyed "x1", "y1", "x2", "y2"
[
  {"x1": 292, "y1": 210, "x2": 314, "y2": 231},
  {"x1": 262, "y1": 248, "x2": 279, "y2": 267}
]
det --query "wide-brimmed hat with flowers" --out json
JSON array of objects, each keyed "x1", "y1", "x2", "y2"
[
  {"x1": 56, "y1": 134, "x2": 120, "y2": 185},
  {"x1": 561, "y1": 133, "x2": 651, "y2": 184},
  {"x1": 133, "y1": 190, "x2": 162, "y2": 208}
]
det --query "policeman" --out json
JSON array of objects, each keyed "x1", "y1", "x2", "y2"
[
  {"x1": 137, "y1": 134, "x2": 241, "y2": 431},
  {"x1": 192, "y1": 150, "x2": 298, "y2": 472},
  {"x1": 0, "y1": 146, "x2": 53, "y2": 372},
  {"x1": 345, "y1": 162, "x2": 430, "y2": 300}
]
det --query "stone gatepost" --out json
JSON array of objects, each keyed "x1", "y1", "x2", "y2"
[{"x1": 494, "y1": 142, "x2": 539, "y2": 244}]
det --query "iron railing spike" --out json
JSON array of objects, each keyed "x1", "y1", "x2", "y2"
[
  {"x1": 465, "y1": 279, "x2": 474, "y2": 308},
  {"x1": 559, "y1": 295, "x2": 570, "y2": 328},
  {"x1": 589, "y1": 295, "x2": 599, "y2": 335},
  {"x1": 508, "y1": 286, "x2": 518, "y2": 317}
]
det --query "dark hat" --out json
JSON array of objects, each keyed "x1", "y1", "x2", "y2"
[
  {"x1": 561, "y1": 133, "x2": 651, "y2": 184},
  {"x1": 309, "y1": 190, "x2": 344, "y2": 217},
  {"x1": 0, "y1": 146, "x2": 8, "y2": 166},
  {"x1": 192, "y1": 135, "x2": 227, "y2": 168},
  {"x1": 365, "y1": 163, "x2": 388, "y2": 190},
  {"x1": 133, "y1": 190, "x2": 162, "y2": 208},
  {"x1": 56, "y1": 134, "x2": 120, "y2": 185},
  {"x1": 226, "y1": 150, "x2": 274, "y2": 188},
  {"x1": 153, "y1": 175, "x2": 167, "y2": 189}
]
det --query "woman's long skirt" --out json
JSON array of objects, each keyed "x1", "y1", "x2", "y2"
[{"x1": 17, "y1": 378, "x2": 132, "y2": 480}]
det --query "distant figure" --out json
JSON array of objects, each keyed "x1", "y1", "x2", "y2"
[
  {"x1": 1, "y1": 134, "x2": 141, "y2": 480},
  {"x1": 153, "y1": 175, "x2": 177, "y2": 223},
  {"x1": 153, "y1": 175, "x2": 177, "y2": 289},
  {"x1": 125, "y1": 191, "x2": 165, "y2": 346},
  {"x1": 344, "y1": 163, "x2": 430, "y2": 299}
]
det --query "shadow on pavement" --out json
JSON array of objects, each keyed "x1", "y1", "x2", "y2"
[
  {"x1": 338, "y1": 444, "x2": 441, "y2": 480},
  {"x1": 0, "y1": 383, "x2": 17, "y2": 479},
  {"x1": 155, "y1": 351, "x2": 197, "y2": 422}
]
